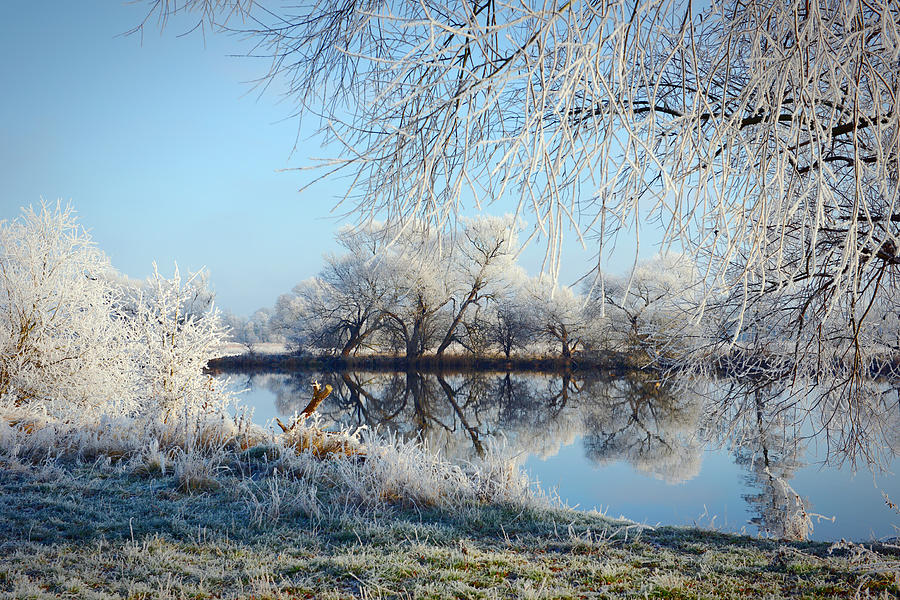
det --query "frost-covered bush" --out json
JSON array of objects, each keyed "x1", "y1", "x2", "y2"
[
  {"x1": 0, "y1": 203, "x2": 130, "y2": 408},
  {"x1": 249, "y1": 421, "x2": 544, "y2": 515},
  {"x1": 126, "y1": 264, "x2": 228, "y2": 420},
  {"x1": 0, "y1": 203, "x2": 232, "y2": 430}
]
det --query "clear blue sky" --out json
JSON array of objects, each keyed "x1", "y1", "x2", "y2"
[{"x1": 0, "y1": 2, "x2": 644, "y2": 315}]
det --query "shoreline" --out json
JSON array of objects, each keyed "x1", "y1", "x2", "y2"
[{"x1": 207, "y1": 350, "x2": 638, "y2": 375}]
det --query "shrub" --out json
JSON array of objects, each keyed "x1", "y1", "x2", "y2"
[
  {"x1": 0, "y1": 202, "x2": 233, "y2": 432},
  {"x1": 0, "y1": 203, "x2": 130, "y2": 409}
]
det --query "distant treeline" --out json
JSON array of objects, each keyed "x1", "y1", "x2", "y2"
[{"x1": 224, "y1": 217, "x2": 705, "y2": 366}]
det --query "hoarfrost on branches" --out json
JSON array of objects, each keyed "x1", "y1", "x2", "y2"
[
  {"x1": 127, "y1": 264, "x2": 229, "y2": 419},
  {"x1": 0, "y1": 203, "x2": 231, "y2": 426},
  {"x1": 0, "y1": 203, "x2": 130, "y2": 408}
]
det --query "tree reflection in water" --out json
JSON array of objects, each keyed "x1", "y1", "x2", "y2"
[
  {"x1": 575, "y1": 373, "x2": 704, "y2": 484},
  {"x1": 247, "y1": 370, "x2": 899, "y2": 540},
  {"x1": 705, "y1": 377, "x2": 900, "y2": 540}
]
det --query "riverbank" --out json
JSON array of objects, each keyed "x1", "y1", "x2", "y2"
[
  {"x1": 207, "y1": 350, "x2": 637, "y2": 375},
  {"x1": 3, "y1": 462, "x2": 898, "y2": 599}
]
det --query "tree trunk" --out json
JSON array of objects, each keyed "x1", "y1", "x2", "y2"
[
  {"x1": 340, "y1": 324, "x2": 362, "y2": 356},
  {"x1": 341, "y1": 325, "x2": 376, "y2": 356},
  {"x1": 436, "y1": 287, "x2": 480, "y2": 356},
  {"x1": 560, "y1": 327, "x2": 571, "y2": 359},
  {"x1": 407, "y1": 319, "x2": 424, "y2": 359}
]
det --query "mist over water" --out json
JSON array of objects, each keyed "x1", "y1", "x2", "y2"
[{"x1": 229, "y1": 369, "x2": 900, "y2": 541}]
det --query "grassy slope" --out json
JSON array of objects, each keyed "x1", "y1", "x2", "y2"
[{"x1": 1, "y1": 465, "x2": 898, "y2": 599}]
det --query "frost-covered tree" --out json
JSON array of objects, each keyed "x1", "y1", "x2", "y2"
[
  {"x1": 223, "y1": 308, "x2": 275, "y2": 353},
  {"x1": 0, "y1": 203, "x2": 129, "y2": 407},
  {"x1": 141, "y1": 0, "x2": 900, "y2": 389},
  {"x1": 274, "y1": 220, "x2": 519, "y2": 358},
  {"x1": 320, "y1": 224, "x2": 400, "y2": 355},
  {"x1": 272, "y1": 280, "x2": 329, "y2": 352},
  {"x1": 435, "y1": 215, "x2": 520, "y2": 355},
  {"x1": 273, "y1": 223, "x2": 400, "y2": 355},
  {"x1": 378, "y1": 227, "x2": 454, "y2": 359},
  {"x1": 474, "y1": 266, "x2": 537, "y2": 359},
  {"x1": 524, "y1": 280, "x2": 597, "y2": 359},
  {"x1": 484, "y1": 302, "x2": 536, "y2": 360},
  {"x1": 597, "y1": 254, "x2": 705, "y2": 362},
  {"x1": 1, "y1": 203, "x2": 231, "y2": 427}
]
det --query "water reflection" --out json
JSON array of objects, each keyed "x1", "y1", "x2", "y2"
[
  {"x1": 243, "y1": 369, "x2": 900, "y2": 540},
  {"x1": 579, "y1": 372, "x2": 704, "y2": 483},
  {"x1": 732, "y1": 384, "x2": 813, "y2": 540},
  {"x1": 710, "y1": 377, "x2": 900, "y2": 539}
]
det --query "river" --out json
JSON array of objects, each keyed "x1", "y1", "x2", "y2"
[{"x1": 223, "y1": 368, "x2": 900, "y2": 541}]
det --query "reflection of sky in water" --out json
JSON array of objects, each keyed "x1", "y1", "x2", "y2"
[
  {"x1": 527, "y1": 442, "x2": 900, "y2": 541},
  {"x1": 528, "y1": 447, "x2": 752, "y2": 532},
  {"x1": 229, "y1": 381, "x2": 283, "y2": 428},
  {"x1": 225, "y1": 372, "x2": 900, "y2": 542}
]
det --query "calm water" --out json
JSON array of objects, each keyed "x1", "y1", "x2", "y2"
[{"x1": 226, "y1": 369, "x2": 900, "y2": 541}]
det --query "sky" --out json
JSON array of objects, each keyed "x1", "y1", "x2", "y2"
[{"x1": 0, "y1": 2, "x2": 648, "y2": 315}]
